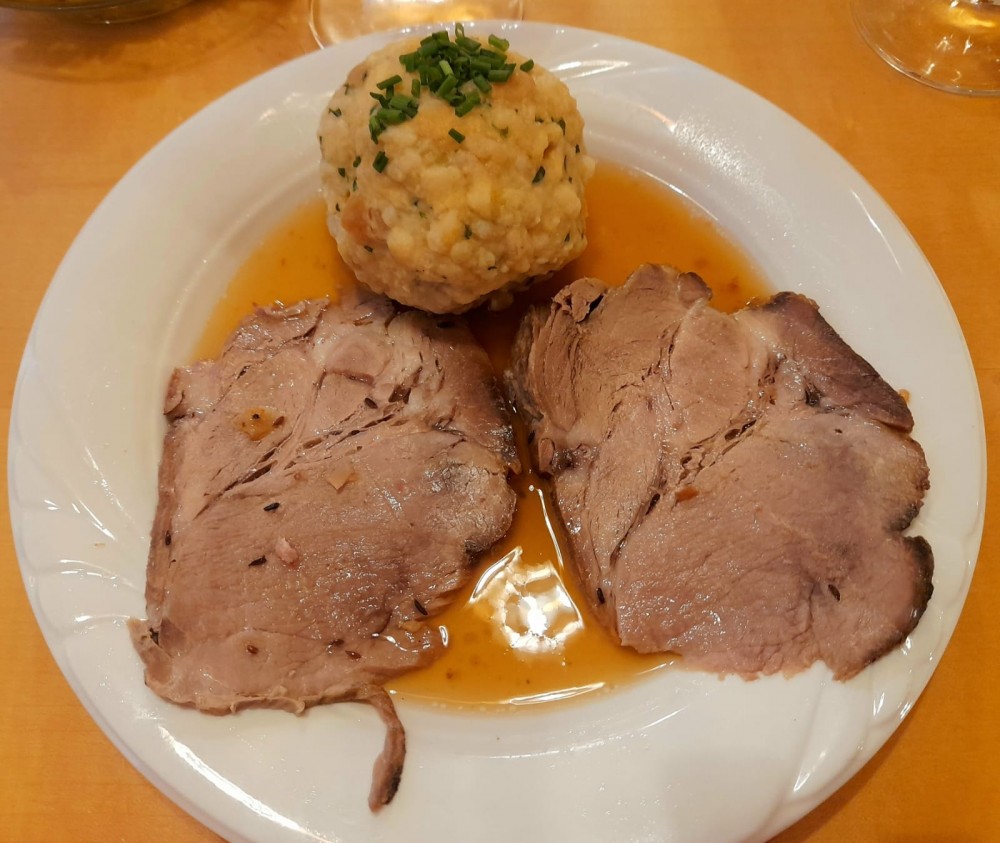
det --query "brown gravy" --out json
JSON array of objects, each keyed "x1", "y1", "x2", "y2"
[{"x1": 194, "y1": 162, "x2": 770, "y2": 708}]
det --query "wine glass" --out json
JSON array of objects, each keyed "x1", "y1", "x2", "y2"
[
  {"x1": 851, "y1": 0, "x2": 1000, "y2": 95},
  {"x1": 310, "y1": 0, "x2": 525, "y2": 46}
]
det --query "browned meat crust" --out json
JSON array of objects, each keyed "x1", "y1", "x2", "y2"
[
  {"x1": 130, "y1": 291, "x2": 518, "y2": 807},
  {"x1": 507, "y1": 264, "x2": 933, "y2": 680}
]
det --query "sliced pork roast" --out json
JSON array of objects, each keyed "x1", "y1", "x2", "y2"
[
  {"x1": 507, "y1": 264, "x2": 933, "y2": 680},
  {"x1": 129, "y1": 292, "x2": 518, "y2": 809}
]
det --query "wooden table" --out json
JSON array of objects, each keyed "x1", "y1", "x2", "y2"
[{"x1": 1, "y1": 1, "x2": 997, "y2": 840}]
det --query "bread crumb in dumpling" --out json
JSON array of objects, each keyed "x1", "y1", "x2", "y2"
[{"x1": 318, "y1": 28, "x2": 594, "y2": 314}]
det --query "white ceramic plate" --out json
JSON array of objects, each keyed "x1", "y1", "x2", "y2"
[{"x1": 8, "y1": 22, "x2": 985, "y2": 843}]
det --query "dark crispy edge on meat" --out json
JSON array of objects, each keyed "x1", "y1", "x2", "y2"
[
  {"x1": 842, "y1": 535, "x2": 935, "y2": 680},
  {"x1": 360, "y1": 686, "x2": 407, "y2": 810},
  {"x1": 505, "y1": 304, "x2": 547, "y2": 431},
  {"x1": 749, "y1": 292, "x2": 915, "y2": 431},
  {"x1": 507, "y1": 267, "x2": 935, "y2": 682}
]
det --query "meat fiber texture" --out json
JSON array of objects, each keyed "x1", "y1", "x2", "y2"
[
  {"x1": 507, "y1": 264, "x2": 933, "y2": 680},
  {"x1": 129, "y1": 292, "x2": 518, "y2": 809}
]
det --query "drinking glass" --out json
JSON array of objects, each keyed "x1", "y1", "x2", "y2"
[
  {"x1": 310, "y1": 0, "x2": 525, "y2": 46},
  {"x1": 852, "y1": 0, "x2": 1000, "y2": 95}
]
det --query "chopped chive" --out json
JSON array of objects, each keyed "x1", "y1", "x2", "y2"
[
  {"x1": 389, "y1": 93, "x2": 415, "y2": 110},
  {"x1": 479, "y1": 48, "x2": 505, "y2": 64},
  {"x1": 337, "y1": 167, "x2": 346, "y2": 177},
  {"x1": 373, "y1": 150, "x2": 389, "y2": 172},
  {"x1": 449, "y1": 128, "x2": 465, "y2": 143},
  {"x1": 532, "y1": 166, "x2": 546, "y2": 183},
  {"x1": 378, "y1": 107, "x2": 405, "y2": 125},
  {"x1": 385, "y1": 26, "x2": 533, "y2": 123},
  {"x1": 352, "y1": 155, "x2": 361, "y2": 167},
  {"x1": 329, "y1": 107, "x2": 343, "y2": 117},
  {"x1": 455, "y1": 92, "x2": 480, "y2": 117},
  {"x1": 437, "y1": 74, "x2": 458, "y2": 98}
]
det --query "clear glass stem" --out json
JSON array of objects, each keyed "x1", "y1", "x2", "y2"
[{"x1": 310, "y1": 0, "x2": 525, "y2": 47}]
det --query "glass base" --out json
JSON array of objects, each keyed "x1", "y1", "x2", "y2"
[
  {"x1": 852, "y1": 0, "x2": 1000, "y2": 95},
  {"x1": 310, "y1": 0, "x2": 524, "y2": 46},
  {"x1": 0, "y1": 0, "x2": 196, "y2": 23}
]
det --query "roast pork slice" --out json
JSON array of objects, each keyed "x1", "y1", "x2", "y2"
[
  {"x1": 130, "y1": 291, "x2": 518, "y2": 809},
  {"x1": 507, "y1": 263, "x2": 933, "y2": 680}
]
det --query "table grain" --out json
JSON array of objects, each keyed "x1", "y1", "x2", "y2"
[{"x1": 2, "y1": 1, "x2": 998, "y2": 840}]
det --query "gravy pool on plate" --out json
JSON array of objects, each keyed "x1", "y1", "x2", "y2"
[{"x1": 194, "y1": 161, "x2": 770, "y2": 708}]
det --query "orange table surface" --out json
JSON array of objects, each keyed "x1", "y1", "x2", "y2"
[{"x1": 1, "y1": 1, "x2": 998, "y2": 841}]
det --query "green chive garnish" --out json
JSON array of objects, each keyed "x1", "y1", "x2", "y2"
[
  {"x1": 455, "y1": 92, "x2": 480, "y2": 117},
  {"x1": 358, "y1": 26, "x2": 536, "y2": 148},
  {"x1": 373, "y1": 150, "x2": 388, "y2": 172},
  {"x1": 437, "y1": 74, "x2": 458, "y2": 98},
  {"x1": 377, "y1": 108, "x2": 405, "y2": 125},
  {"x1": 532, "y1": 166, "x2": 546, "y2": 184}
]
